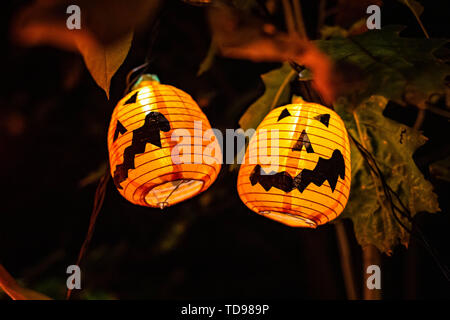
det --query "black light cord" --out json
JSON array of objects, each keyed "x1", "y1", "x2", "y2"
[{"x1": 123, "y1": 0, "x2": 171, "y2": 95}]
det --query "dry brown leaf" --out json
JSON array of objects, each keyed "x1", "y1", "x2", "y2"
[
  {"x1": 208, "y1": 5, "x2": 335, "y2": 103},
  {"x1": 76, "y1": 32, "x2": 133, "y2": 99},
  {"x1": 12, "y1": 0, "x2": 162, "y2": 97},
  {"x1": 0, "y1": 264, "x2": 52, "y2": 300}
]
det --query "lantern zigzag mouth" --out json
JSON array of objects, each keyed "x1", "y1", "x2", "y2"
[
  {"x1": 113, "y1": 111, "x2": 171, "y2": 189},
  {"x1": 249, "y1": 149, "x2": 346, "y2": 193}
]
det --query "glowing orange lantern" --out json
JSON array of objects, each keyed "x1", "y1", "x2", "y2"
[
  {"x1": 237, "y1": 101, "x2": 351, "y2": 228},
  {"x1": 107, "y1": 75, "x2": 221, "y2": 208}
]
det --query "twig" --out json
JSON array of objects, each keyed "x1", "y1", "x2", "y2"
[
  {"x1": 413, "y1": 107, "x2": 426, "y2": 130},
  {"x1": 404, "y1": 0, "x2": 430, "y2": 129},
  {"x1": 66, "y1": 168, "x2": 110, "y2": 300},
  {"x1": 317, "y1": 0, "x2": 326, "y2": 38},
  {"x1": 404, "y1": 0, "x2": 430, "y2": 39},
  {"x1": 362, "y1": 245, "x2": 382, "y2": 300},
  {"x1": 282, "y1": 0, "x2": 296, "y2": 35},
  {"x1": 427, "y1": 105, "x2": 450, "y2": 119},
  {"x1": 335, "y1": 220, "x2": 359, "y2": 299},
  {"x1": 292, "y1": 0, "x2": 307, "y2": 39}
]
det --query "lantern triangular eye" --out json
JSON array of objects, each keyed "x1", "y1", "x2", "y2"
[
  {"x1": 124, "y1": 92, "x2": 138, "y2": 105},
  {"x1": 113, "y1": 120, "x2": 127, "y2": 141},
  {"x1": 278, "y1": 108, "x2": 292, "y2": 121},
  {"x1": 314, "y1": 114, "x2": 330, "y2": 127}
]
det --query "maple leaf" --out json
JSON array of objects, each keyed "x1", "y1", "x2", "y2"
[
  {"x1": 335, "y1": 96, "x2": 440, "y2": 254},
  {"x1": 310, "y1": 26, "x2": 450, "y2": 110}
]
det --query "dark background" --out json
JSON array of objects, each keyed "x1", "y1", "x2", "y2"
[{"x1": 0, "y1": 0, "x2": 449, "y2": 299}]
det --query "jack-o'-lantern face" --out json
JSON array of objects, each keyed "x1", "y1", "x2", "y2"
[
  {"x1": 107, "y1": 79, "x2": 221, "y2": 208},
  {"x1": 237, "y1": 102, "x2": 351, "y2": 228}
]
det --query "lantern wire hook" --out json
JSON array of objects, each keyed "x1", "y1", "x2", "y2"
[
  {"x1": 124, "y1": 62, "x2": 150, "y2": 95},
  {"x1": 158, "y1": 179, "x2": 188, "y2": 210},
  {"x1": 122, "y1": 1, "x2": 168, "y2": 95}
]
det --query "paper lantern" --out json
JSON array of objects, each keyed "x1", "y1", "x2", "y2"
[
  {"x1": 107, "y1": 75, "x2": 221, "y2": 208},
  {"x1": 237, "y1": 101, "x2": 351, "y2": 228}
]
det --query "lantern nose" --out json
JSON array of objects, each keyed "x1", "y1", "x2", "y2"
[{"x1": 292, "y1": 130, "x2": 314, "y2": 153}]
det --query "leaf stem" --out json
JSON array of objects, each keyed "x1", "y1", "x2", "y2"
[{"x1": 335, "y1": 221, "x2": 359, "y2": 299}]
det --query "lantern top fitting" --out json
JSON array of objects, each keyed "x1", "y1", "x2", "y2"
[{"x1": 131, "y1": 74, "x2": 161, "y2": 91}]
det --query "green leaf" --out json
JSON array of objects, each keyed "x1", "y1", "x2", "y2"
[
  {"x1": 314, "y1": 26, "x2": 450, "y2": 109},
  {"x1": 239, "y1": 63, "x2": 297, "y2": 131},
  {"x1": 335, "y1": 96, "x2": 440, "y2": 254},
  {"x1": 320, "y1": 25, "x2": 349, "y2": 39}
]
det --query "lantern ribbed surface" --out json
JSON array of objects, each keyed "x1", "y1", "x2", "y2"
[
  {"x1": 108, "y1": 81, "x2": 221, "y2": 208},
  {"x1": 237, "y1": 102, "x2": 351, "y2": 228}
]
